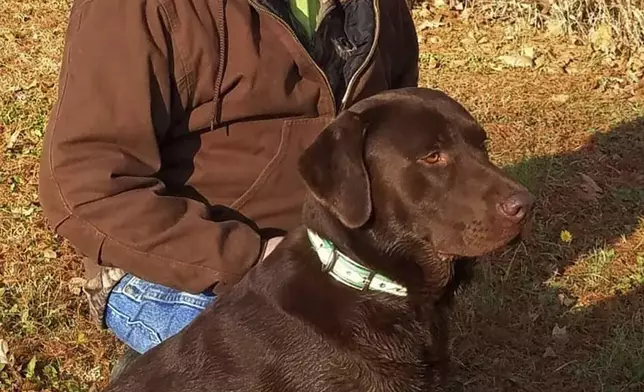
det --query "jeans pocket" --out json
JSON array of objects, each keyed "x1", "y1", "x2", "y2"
[{"x1": 106, "y1": 275, "x2": 215, "y2": 353}]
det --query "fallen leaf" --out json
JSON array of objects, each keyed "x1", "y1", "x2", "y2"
[
  {"x1": 521, "y1": 46, "x2": 536, "y2": 59},
  {"x1": 459, "y1": 8, "x2": 471, "y2": 20},
  {"x1": 626, "y1": 70, "x2": 640, "y2": 84},
  {"x1": 453, "y1": 59, "x2": 468, "y2": 67},
  {"x1": 579, "y1": 173, "x2": 603, "y2": 201},
  {"x1": 545, "y1": 65, "x2": 565, "y2": 74},
  {"x1": 498, "y1": 55, "x2": 534, "y2": 68},
  {"x1": 43, "y1": 249, "x2": 57, "y2": 259},
  {"x1": 564, "y1": 63, "x2": 580, "y2": 74},
  {"x1": 552, "y1": 324, "x2": 568, "y2": 341},
  {"x1": 560, "y1": 230, "x2": 573, "y2": 243},
  {"x1": 13, "y1": 206, "x2": 35, "y2": 217},
  {"x1": 427, "y1": 56, "x2": 440, "y2": 69},
  {"x1": 418, "y1": 20, "x2": 443, "y2": 31},
  {"x1": 460, "y1": 37, "x2": 476, "y2": 46},
  {"x1": 6, "y1": 130, "x2": 20, "y2": 150},
  {"x1": 0, "y1": 339, "x2": 14, "y2": 372},
  {"x1": 558, "y1": 293, "x2": 577, "y2": 307},
  {"x1": 68, "y1": 277, "x2": 87, "y2": 296},
  {"x1": 550, "y1": 94, "x2": 570, "y2": 104},
  {"x1": 10, "y1": 80, "x2": 37, "y2": 93},
  {"x1": 529, "y1": 312, "x2": 540, "y2": 323},
  {"x1": 546, "y1": 19, "x2": 565, "y2": 37},
  {"x1": 534, "y1": 55, "x2": 547, "y2": 68},
  {"x1": 543, "y1": 346, "x2": 557, "y2": 358},
  {"x1": 418, "y1": 21, "x2": 431, "y2": 31},
  {"x1": 590, "y1": 24, "x2": 614, "y2": 54}
]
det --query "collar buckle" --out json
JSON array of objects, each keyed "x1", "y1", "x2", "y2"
[{"x1": 321, "y1": 250, "x2": 339, "y2": 273}]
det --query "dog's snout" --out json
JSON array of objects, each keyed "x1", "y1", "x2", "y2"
[{"x1": 497, "y1": 192, "x2": 534, "y2": 222}]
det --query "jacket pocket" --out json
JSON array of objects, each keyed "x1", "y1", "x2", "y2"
[
  {"x1": 229, "y1": 120, "x2": 292, "y2": 210},
  {"x1": 232, "y1": 116, "x2": 332, "y2": 230}
]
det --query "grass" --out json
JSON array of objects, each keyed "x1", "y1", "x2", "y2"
[
  {"x1": 1, "y1": 0, "x2": 644, "y2": 391},
  {"x1": 417, "y1": 0, "x2": 644, "y2": 52}
]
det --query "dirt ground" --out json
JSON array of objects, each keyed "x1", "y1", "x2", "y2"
[{"x1": 1, "y1": 1, "x2": 643, "y2": 391}]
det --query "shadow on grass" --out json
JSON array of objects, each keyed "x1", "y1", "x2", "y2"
[{"x1": 447, "y1": 117, "x2": 644, "y2": 391}]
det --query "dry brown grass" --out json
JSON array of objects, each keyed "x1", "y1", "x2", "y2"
[
  {"x1": 411, "y1": 0, "x2": 644, "y2": 53},
  {"x1": 1, "y1": 0, "x2": 644, "y2": 391}
]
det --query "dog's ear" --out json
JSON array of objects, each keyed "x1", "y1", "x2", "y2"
[{"x1": 298, "y1": 110, "x2": 372, "y2": 229}]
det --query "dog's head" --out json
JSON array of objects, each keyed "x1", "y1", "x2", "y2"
[{"x1": 298, "y1": 88, "x2": 534, "y2": 285}]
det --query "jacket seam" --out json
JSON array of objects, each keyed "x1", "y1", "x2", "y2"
[
  {"x1": 158, "y1": 0, "x2": 194, "y2": 101},
  {"x1": 47, "y1": 0, "x2": 90, "y2": 215},
  {"x1": 210, "y1": 0, "x2": 227, "y2": 129}
]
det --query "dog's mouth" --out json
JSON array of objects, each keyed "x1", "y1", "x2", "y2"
[
  {"x1": 435, "y1": 230, "x2": 525, "y2": 261},
  {"x1": 432, "y1": 216, "x2": 533, "y2": 262}
]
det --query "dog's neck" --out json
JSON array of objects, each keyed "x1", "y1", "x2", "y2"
[
  {"x1": 301, "y1": 197, "x2": 386, "y2": 275},
  {"x1": 305, "y1": 228, "x2": 408, "y2": 297},
  {"x1": 301, "y1": 196, "x2": 462, "y2": 302}
]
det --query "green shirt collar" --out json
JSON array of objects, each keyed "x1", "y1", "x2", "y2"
[{"x1": 288, "y1": 0, "x2": 320, "y2": 38}]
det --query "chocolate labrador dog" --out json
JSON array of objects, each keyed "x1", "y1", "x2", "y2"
[{"x1": 105, "y1": 87, "x2": 534, "y2": 392}]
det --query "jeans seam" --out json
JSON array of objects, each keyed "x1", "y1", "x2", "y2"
[
  {"x1": 106, "y1": 303, "x2": 163, "y2": 345},
  {"x1": 111, "y1": 275, "x2": 144, "y2": 301},
  {"x1": 141, "y1": 290, "x2": 211, "y2": 309},
  {"x1": 114, "y1": 276, "x2": 211, "y2": 308}
]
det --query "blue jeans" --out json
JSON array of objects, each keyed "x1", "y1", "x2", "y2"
[{"x1": 105, "y1": 274, "x2": 216, "y2": 354}]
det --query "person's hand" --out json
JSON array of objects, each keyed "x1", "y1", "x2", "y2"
[{"x1": 261, "y1": 236, "x2": 284, "y2": 261}]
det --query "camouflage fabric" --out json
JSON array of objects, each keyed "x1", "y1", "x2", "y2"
[{"x1": 82, "y1": 261, "x2": 126, "y2": 328}]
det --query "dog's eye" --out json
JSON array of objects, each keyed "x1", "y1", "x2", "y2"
[{"x1": 422, "y1": 151, "x2": 441, "y2": 164}]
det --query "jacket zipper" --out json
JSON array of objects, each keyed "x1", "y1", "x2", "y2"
[
  {"x1": 249, "y1": 0, "x2": 381, "y2": 115},
  {"x1": 249, "y1": 0, "x2": 338, "y2": 113},
  {"x1": 340, "y1": 0, "x2": 381, "y2": 111}
]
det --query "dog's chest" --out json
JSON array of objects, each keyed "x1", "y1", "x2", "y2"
[{"x1": 326, "y1": 320, "x2": 435, "y2": 391}]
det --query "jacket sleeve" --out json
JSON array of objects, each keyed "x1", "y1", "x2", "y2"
[
  {"x1": 392, "y1": 0, "x2": 420, "y2": 88},
  {"x1": 38, "y1": 0, "x2": 263, "y2": 294}
]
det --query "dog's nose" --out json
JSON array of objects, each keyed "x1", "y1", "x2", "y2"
[{"x1": 497, "y1": 192, "x2": 534, "y2": 222}]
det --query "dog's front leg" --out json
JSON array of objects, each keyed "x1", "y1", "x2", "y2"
[
  {"x1": 413, "y1": 301, "x2": 450, "y2": 389},
  {"x1": 421, "y1": 308, "x2": 451, "y2": 388}
]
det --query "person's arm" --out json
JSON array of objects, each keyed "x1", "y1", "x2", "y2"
[
  {"x1": 392, "y1": 0, "x2": 420, "y2": 88},
  {"x1": 38, "y1": 0, "x2": 263, "y2": 294}
]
